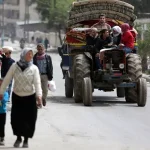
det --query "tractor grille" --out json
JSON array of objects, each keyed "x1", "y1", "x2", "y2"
[{"x1": 104, "y1": 50, "x2": 125, "y2": 70}]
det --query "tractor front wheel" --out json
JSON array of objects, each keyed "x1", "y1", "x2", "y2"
[
  {"x1": 137, "y1": 78, "x2": 147, "y2": 107},
  {"x1": 82, "y1": 77, "x2": 92, "y2": 106}
]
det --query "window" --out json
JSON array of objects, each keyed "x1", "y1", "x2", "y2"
[
  {"x1": 5, "y1": 0, "x2": 20, "y2": 5},
  {"x1": 4, "y1": 10, "x2": 19, "y2": 19}
]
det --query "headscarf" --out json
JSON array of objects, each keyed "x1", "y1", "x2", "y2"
[
  {"x1": 112, "y1": 26, "x2": 121, "y2": 37},
  {"x1": 17, "y1": 48, "x2": 33, "y2": 71},
  {"x1": 120, "y1": 23, "x2": 130, "y2": 33}
]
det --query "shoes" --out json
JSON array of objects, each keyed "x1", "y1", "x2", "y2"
[
  {"x1": 14, "y1": 137, "x2": 22, "y2": 148},
  {"x1": 42, "y1": 99, "x2": 46, "y2": 106},
  {"x1": 22, "y1": 141, "x2": 29, "y2": 148},
  {"x1": 23, "y1": 137, "x2": 29, "y2": 148},
  {"x1": 0, "y1": 137, "x2": 4, "y2": 146}
]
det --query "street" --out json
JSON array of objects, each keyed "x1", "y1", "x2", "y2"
[{"x1": 3, "y1": 52, "x2": 150, "y2": 150}]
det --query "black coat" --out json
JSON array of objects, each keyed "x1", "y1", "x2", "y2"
[
  {"x1": 0, "y1": 54, "x2": 15, "y2": 78},
  {"x1": 95, "y1": 36, "x2": 112, "y2": 53},
  {"x1": 86, "y1": 35, "x2": 99, "y2": 46},
  {"x1": 33, "y1": 53, "x2": 53, "y2": 81}
]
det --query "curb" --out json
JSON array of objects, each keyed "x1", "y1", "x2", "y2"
[{"x1": 142, "y1": 74, "x2": 150, "y2": 82}]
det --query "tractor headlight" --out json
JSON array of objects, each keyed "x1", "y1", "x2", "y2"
[{"x1": 119, "y1": 63, "x2": 124, "y2": 69}]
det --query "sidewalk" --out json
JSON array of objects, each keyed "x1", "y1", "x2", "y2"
[{"x1": 142, "y1": 74, "x2": 150, "y2": 82}]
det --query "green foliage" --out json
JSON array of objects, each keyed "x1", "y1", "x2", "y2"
[
  {"x1": 122, "y1": 0, "x2": 150, "y2": 15},
  {"x1": 145, "y1": 70, "x2": 150, "y2": 75},
  {"x1": 137, "y1": 25, "x2": 150, "y2": 59},
  {"x1": 35, "y1": 0, "x2": 74, "y2": 29},
  {"x1": 138, "y1": 40, "x2": 150, "y2": 58}
]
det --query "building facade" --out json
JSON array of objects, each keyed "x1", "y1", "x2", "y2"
[{"x1": 0, "y1": 0, "x2": 40, "y2": 36}]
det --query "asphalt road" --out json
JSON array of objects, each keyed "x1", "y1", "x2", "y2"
[{"x1": 4, "y1": 52, "x2": 150, "y2": 150}]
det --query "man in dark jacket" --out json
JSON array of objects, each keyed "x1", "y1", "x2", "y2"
[
  {"x1": 94, "y1": 29, "x2": 112, "y2": 69},
  {"x1": 0, "y1": 46, "x2": 15, "y2": 99},
  {"x1": 33, "y1": 43, "x2": 53, "y2": 106}
]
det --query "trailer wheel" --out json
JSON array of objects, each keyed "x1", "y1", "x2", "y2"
[
  {"x1": 116, "y1": 87, "x2": 125, "y2": 98},
  {"x1": 65, "y1": 72, "x2": 73, "y2": 98}
]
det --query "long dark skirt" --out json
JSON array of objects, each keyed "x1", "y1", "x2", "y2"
[{"x1": 11, "y1": 92, "x2": 37, "y2": 138}]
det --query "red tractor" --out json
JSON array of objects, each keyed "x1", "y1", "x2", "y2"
[{"x1": 62, "y1": 0, "x2": 147, "y2": 107}]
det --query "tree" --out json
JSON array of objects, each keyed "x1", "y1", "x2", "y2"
[
  {"x1": 137, "y1": 25, "x2": 150, "y2": 72},
  {"x1": 34, "y1": 0, "x2": 74, "y2": 45},
  {"x1": 122, "y1": 0, "x2": 150, "y2": 17}
]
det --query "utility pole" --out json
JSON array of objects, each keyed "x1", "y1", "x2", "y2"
[
  {"x1": 27, "y1": 0, "x2": 29, "y2": 43},
  {"x1": 24, "y1": 0, "x2": 30, "y2": 43},
  {"x1": 24, "y1": 0, "x2": 27, "y2": 40},
  {"x1": 1, "y1": 0, "x2": 4, "y2": 47}
]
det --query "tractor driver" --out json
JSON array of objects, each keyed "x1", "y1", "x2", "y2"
[{"x1": 94, "y1": 29, "x2": 113, "y2": 69}]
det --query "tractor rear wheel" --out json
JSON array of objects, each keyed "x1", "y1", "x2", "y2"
[
  {"x1": 125, "y1": 54, "x2": 142, "y2": 103},
  {"x1": 73, "y1": 54, "x2": 91, "y2": 103}
]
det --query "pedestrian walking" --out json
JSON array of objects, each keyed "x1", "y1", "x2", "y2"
[
  {"x1": 44, "y1": 38, "x2": 50, "y2": 52},
  {"x1": 31, "y1": 36, "x2": 35, "y2": 43},
  {"x1": 0, "y1": 78, "x2": 9, "y2": 146},
  {"x1": 19, "y1": 38, "x2": 26, "y2": 49},
  {"x1": 0, "y1": 46, "x2": 15, "y2": 100},
  {"x1": 33, "y1": 43, "x2": 53, "y2": 106},
  {"x1": 0, "y1": 48, "x2": 42, "y2": 148}
]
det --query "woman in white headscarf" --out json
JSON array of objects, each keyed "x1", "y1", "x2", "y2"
[
  {"x1": 111, "y1": 26, "x2": 122, "y2": 46},
  {"x1": 0, "y1": 48, "x2": 42, "y2": 148}
]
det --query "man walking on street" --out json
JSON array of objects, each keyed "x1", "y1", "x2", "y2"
[
  {"x1": 44, "y1": 38, "x2": 50, "y2": 52},
  {"x1": 33, "y1": 44, "x2": 53, "y2": 106}
]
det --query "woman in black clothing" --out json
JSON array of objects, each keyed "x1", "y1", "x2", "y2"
[{"x1": 0, "y1": 48, "x2": 42, "y2": 148}]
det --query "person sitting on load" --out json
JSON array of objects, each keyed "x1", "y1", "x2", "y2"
[
  {"x1": 111, "y1": 26, "x2": 122, "y2": 46},
  {"x1": 86, "y1": 28, "x2": 99, "y2": 46},
  {"x1": 94, "y1": 29, "x2": 113, "y2": 69},
  {"x1": 119, "y1": 23, "x2": 134, "y2": 54},
  {"x1": 129, "y1": 23, "x2": 138, "y2": 53},
  {"x1": 91, "y1": 14, "x2": 111, "y2": 33}
]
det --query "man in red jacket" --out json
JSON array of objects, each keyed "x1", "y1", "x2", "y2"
[{"x1": 119, "y1": 23, "x2": 134, "y2": 54}]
